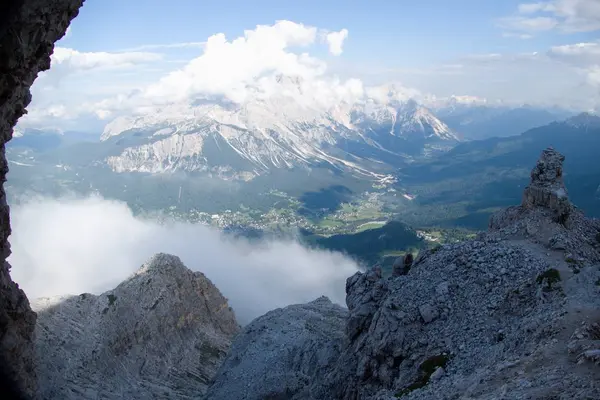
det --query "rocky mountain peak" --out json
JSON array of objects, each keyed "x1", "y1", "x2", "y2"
[
  {"x1": 32, "y1": 253, "x2": 240, "y2": 399},
  {"x1": 132, "y1": 252, "x2": 190, "y2": 277},
  {"x1": 565, "y1": 112, "x2": 600, "y2": 129}
]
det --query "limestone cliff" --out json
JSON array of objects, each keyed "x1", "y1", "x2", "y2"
[
  {"x1": 208, "y1": 148, "x2": 600, "y2": 399},
  {"x1": 33, "y1": 253, "x2": 240, "y2": 399},
  {"x1": 0, "y1": 0, "x2": 84, "y2": 396}
]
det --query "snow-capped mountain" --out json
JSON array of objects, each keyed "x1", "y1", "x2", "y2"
[
  {"x1": 100, "y1": 83, "x2": 458, "y2": 179},
  {"x1": 352, "y1": 99, "x2": 457, "y2": 140}
]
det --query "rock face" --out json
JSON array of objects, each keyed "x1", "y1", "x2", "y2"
[
  {"x1": 490, "y1": 147, "x2": 573, "y2": 228},
  {"x1": 206, "y1": 296, "x2": 347, "y2": 400},
  {"x1": 522, "y1": 147, "x2": 572, "y2": 223},
  {"x1": 33, "y1": 253, "x2": 240, "y2": 399},
  {"x1": 208, "y1": 148, "x2": 600, "y2": 399},
  {"x1": 0, "y1": 0, "x2": 83, "y2": 397}
]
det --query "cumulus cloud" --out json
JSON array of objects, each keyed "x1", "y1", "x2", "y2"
[
  {"x1": 31, "y1": 20, "x2": 362, "y2": 125},
  {"x1": 142, "y1": 20, "x2": 351, "y2": 105},
  {"x1": 499, "y1": 0, "x2": 600, "y2": 35},
  {"x1": 324, "y1": 29, "x2": 349, "y2": 56},
  {"x1": 8, "y1": 195, "x2": 360, "y2": 324}
]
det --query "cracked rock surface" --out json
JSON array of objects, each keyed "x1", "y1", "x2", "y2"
[{"x1": 33, "y1": 254, "x2": 240, "y2": 399}]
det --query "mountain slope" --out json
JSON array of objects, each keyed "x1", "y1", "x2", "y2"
[
  {"x1": 33, "y1": 254, "x2": 240, "y2": 399},
  {"x1": 98, "y1": 94, "x2": 458, "y2": 179},
  {"x1": 207, "y1": 148, "x2": 600, "y2": 400},
  {"x1": 396, "y1": 113, "x2": 600, "y2": 228},
  {"x1": 435, "y1": 104, "x2": 571, "y2": 140}
]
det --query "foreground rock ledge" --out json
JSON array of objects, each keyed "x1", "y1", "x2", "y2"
[{"x1": 0, "y1": 0, "x2": 84, "y2": 396}]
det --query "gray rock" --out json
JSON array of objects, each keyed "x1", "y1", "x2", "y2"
[
  {"x1": 392, "y1": 253, "x2": 414, "y2": 277},
  {"x1": 33, "y1": 253, "x2": 240, "y2": 399},
  {"x1": 205, "y1": 296, "x2": 347, "y2": 400},
  {"x1": 207, "y1": 149, "x2": 600, "y2": 400},
  {"x1": 522, "y1": 147, "x2": 572, "y2": 224},
  {"x1": 0, "y1": 0, "x2": 83, "y2": 396},
  {"x1": 419, "y1": 304, "x2": 439, "y2": 323},
  {"x1": 429, "y1": 367, "x2": 445, "y2": 381}
]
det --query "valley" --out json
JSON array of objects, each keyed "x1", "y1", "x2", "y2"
[{"x1": 8, "y1": 106, "x2": 599, "y2": 273}]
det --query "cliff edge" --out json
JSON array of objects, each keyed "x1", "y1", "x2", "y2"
[{"x1": 0, "y1": 0, "x2": 84, "y2": 397}]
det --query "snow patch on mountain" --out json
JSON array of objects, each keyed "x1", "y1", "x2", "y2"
[{"x1": 99, "y1": 85, "x2": 459, "y2": 177}]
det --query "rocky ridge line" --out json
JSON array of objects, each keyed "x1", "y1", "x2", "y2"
[{"x1": 33, "y1": 253, "x2": 240, "y2": 399}]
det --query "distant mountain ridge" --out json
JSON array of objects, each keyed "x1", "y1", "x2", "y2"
[
  {"x1": 98, "y1": 93, "x2": 459, "y2": 179},
  {"x1": 396, "y1": 113, "x2": 600, "y2": 228},
  {"x1": 433, "y1": 103, "x2": 573, "y2": 140}
]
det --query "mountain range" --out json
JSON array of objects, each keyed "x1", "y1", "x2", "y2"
[
  {"x1": 98, "y1": 96, "x2": 458, "y2": 180},
  {"x1": 396, "y1": 112, "x2": 600, "y2": 228},
  {"x1": 6, "y1": 95, "x2": 597, "y2": 228},
  {"x1": 11, "y1": 93, "x2": 572, "y2": 182}
]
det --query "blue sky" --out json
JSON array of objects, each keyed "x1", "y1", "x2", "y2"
[
  {"x1": 18, "y1": 0, "x2": 600, "y2": 131},
  {"x1": 63, "y1": 0, "x2": 595, "y2": 64}
]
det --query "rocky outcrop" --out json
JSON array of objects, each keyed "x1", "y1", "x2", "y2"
[
  {"x1": 33, "y1": 253, "x2": 240, "y2": 399},
  {"x1": 522, "y1": 147, "x2": 572, "y2": 220},
  {"x1": 0, "y1": 0, "x2": 83, "y2": 397},
  {"x1": 206, "y1": 296, "x2": 347, "y2": 400},
  {"x1": 489, "y1": 148, "x2": 600, "y2": 265},
  {"x1": 208, "y1": 148, "x2": 600, "y2": 399},
  {"x1": 392, "y1": 253, "x2": 413, "y2": 277},
  {"x1": 490, "y1": 147, "x2": 572, "y2": 229}
]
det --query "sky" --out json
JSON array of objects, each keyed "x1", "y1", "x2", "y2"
[{"x1": 17, "y1": 0, "x2": 600, "y2": 132}]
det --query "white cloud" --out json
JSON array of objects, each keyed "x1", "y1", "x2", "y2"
[
  {"x1": 497, "y1": 16, "x2": 559, "y2": 32},
  {"x1": 500, "y1": 0, "x2": 600, "y2": 34},
  {"x1": 365, "y1": 83, "x2": 423, "y2": 104},
  {"x1": 18, "y1": 47, "x2": 169, "y2": 131},
  {"x1": 8, "y1": 195, "x2": 360, "y2": 324},
  {"x1": 119, "y1": 42, "x2": 207, "y2": 52},
  {"x1": 47, "y1": 47, "x2": 162, "y2": 78},
  {"x1": 548, "y1": 41, "x2": 600, "y2": 65},
  {"x1": 31, "y1": 20, "x2": 363, "y2": 125},
  {"x1": 586, "y1": 66, "x2": 600, "y2": 86},
  {"x1": 501, "y1": 32, "x2": 534, "y2": 39},
  {"x1": 325, "y1": 29, "x2": 349, "y2": 56},
  {"x1": 142, "y1": 20, "x2": 335, "y2": 104},
  {"x1": 518, "y1": 3, "x2": 549, "y2": 14},
  {"x1": 380, "y1": 50, "x2": 600, "y2": 112}
]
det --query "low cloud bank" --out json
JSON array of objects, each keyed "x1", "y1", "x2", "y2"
[{"x1": 8, "y1": 195, "x2": 360, "y2": 323}]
